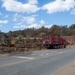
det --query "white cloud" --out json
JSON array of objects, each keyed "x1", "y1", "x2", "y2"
[
  {"x1": 40, "y1": 20, "x2": 45, "y2": 25},
  {"x1": 26, "y1": 23, "x2": 40, "y2": 28},
  {"x1": 26, "y1": 23, "x2": 53, "y2": 29},
  {"x1": 44, "y1": 24, "x2": 53, "y2": 28},
  {"x1": 42, "y1": 0, "x2": 75, "y2": 14},
  {"x1": 13, "y1": 15, "x2": 36, "y2": 29},
  {"x1": 13, "y1": 13, "x2": 36, "y2": 24},
  {"x1": 13, "y1": 23, "x2": 39, "y2": 29},
  {"x1": 2, "y1": 0, "x2": 40, "y2": 13},
  {"x1": 28, "y1": 0, "x2": 38, "y2": 5},
  {"x1": 13, "y1": 22, "x2": 53, "y2": 29},
  {"x1": 13, "y1": 15, "x2": 52, "y2": 29},
  {"x1": 13, "y1": 25, "x2": 26, "y2": 28},
  {"x1": 0, "y1": 20, "x2": 8, "y2": 24},
  {"x1": 71, "y1": 9, "x2": 75, "y2": 14},
  {"x1": 0, "y1": 12, "x2": 8, "y2": 18},
  {"x1": 13, "y1": 13, "x2": 19, "y2": 21},
  {"x1": 14, "y1": 20, "x2": 52, "y2": 29},
  {"x1": 23, "y1": 16, "x2": 36, "y2": 24},
  {"x1": 13, "y1": 22, "x2": 41, "y2": 29}
]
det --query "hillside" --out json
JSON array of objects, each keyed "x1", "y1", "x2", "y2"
[{"x1": 0, "y1": 24, "x2": 75, "y2": 54}]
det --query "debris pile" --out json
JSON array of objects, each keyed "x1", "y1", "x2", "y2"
[{"x1": 0, "y1": 38, "x2": 45, "y2": 54}]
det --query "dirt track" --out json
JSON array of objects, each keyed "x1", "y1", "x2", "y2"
[{"x1": 51, "y1": 61, "x2": 75, "y2": 75}]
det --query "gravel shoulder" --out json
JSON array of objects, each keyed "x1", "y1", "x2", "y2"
[{"x1": 51, "y1": 61, "x2": 75, "y2": 75}]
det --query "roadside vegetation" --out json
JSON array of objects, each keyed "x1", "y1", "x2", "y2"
[
  {"x1": 7, "y1": 24, "x2": 75, "y2": 37},
  {"x1": 0, "y1": 24, "x2": 75, "y2": 54}
]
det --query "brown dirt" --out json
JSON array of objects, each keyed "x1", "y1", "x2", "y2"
[
  {"x1": 67, "y1": 45, "x2": 75, "y2": 48},
  {"x1": 0, "y1": 39, "x2": 45, "y2": 54},
  {"x1": 0, "y1": 38, "x2": 75, "y2": 54}
]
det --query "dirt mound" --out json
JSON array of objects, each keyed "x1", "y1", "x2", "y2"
[{"x1": 0, "y1": 39, "x2": 45, "y2": 54}]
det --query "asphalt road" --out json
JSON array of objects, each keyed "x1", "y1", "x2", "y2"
[{"x1": 0, "y1": 48, "x2": 75, "y2": 75}]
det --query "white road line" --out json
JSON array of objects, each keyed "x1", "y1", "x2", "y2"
[{"x1": 12, "y1": 56, "x2": 35, "y2": 59}]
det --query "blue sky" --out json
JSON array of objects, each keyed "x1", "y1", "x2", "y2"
[{"x1": 0, "y1": 0, "x2": 75, "y2": 32}]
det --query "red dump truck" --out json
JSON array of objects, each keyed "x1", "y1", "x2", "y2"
[{"x1": 42, "y1": 34, "x2": 67, "y2": 49}]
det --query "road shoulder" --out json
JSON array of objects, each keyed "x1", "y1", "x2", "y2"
[{"x1": 51, "y1": 61, "x2": 75, "y2": 75}]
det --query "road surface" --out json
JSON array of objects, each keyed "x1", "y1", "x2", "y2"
[{"x1": 0, "y1": 48, "x2": 75, "y2": 75}]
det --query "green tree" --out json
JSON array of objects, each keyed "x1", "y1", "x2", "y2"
[
  {"x1": 26, "y1": 35, "x2": 31, "y2": 39},
  {"x1": 69, "y1": 24, "x2": 75, "y2": 35},
  {"x1": 49, "y1": 25, "x2": 61, "y2": 35},
  {"x1": 18, "y1": 35, "x2": 24, "y2": 41},
  {"x1": 60, "y1": 25, "x2": 69, "y2": 36},
  {"x1": 38, "y1": 32, "x2": 46, "y2": 38}
]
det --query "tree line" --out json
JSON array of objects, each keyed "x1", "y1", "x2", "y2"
[{"x1": 7, "y1": 24, "x2": 75, "y2": 38}]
